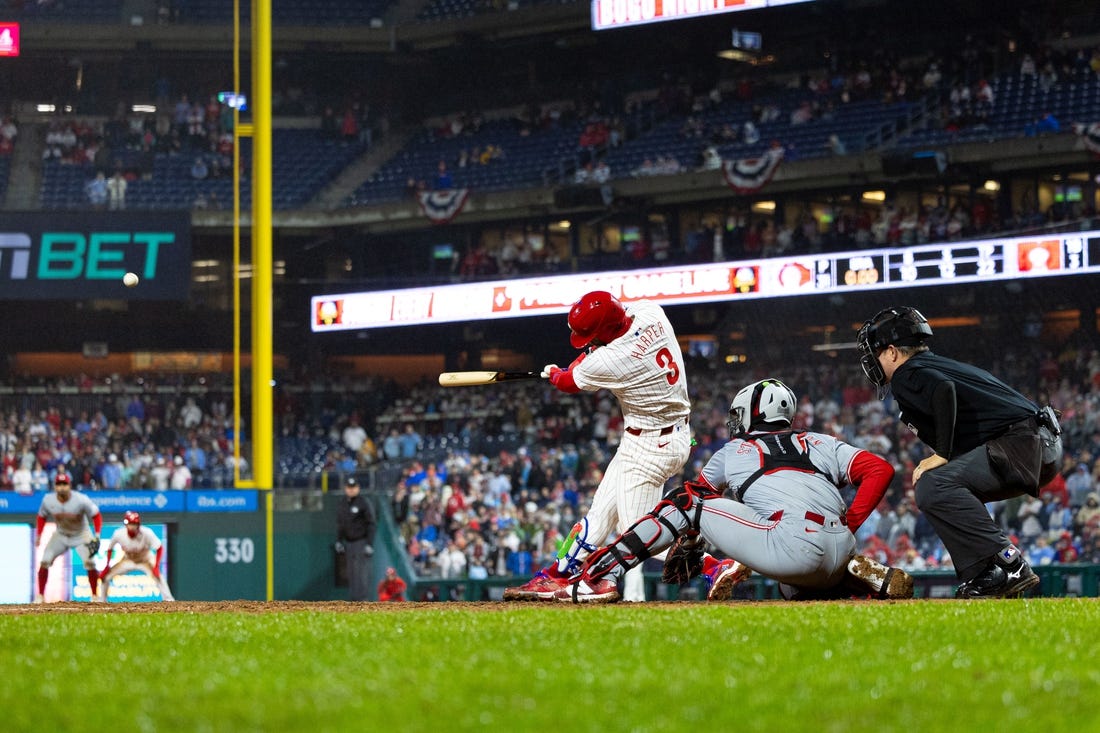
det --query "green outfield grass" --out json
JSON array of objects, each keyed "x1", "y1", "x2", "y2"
[{"x1": 3, "y1": 599, "x2": 1099, "y2": 733}]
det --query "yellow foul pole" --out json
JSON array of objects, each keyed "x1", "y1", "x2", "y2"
[
  {"x1": 251, "y1": 0, "x2": 275, "y2": 600},
  {"x1": 232, "y1": 0, "x2": 254, "y2": 490}
]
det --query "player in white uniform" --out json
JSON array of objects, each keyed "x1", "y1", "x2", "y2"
[
  {"x1": 555, "y1": 379, "x2": 915, "y2": 603},
  {"x1": 35, "y1": 471, "x2": 102, "y2": 603},
  {"x1": 100, "y1": 511, "x2": 175, "y2": 601},
  {"x1": 504, "y1": 290, "x2": 693, "y2": 602}
]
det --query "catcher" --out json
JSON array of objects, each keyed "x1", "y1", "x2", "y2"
[
  {"x1": 555, "y1": 378, "x2": 915, "y2": 603},
  {"x1": 100, "y1": 511, "x2": 176, "y2": 602},
  {"x1": 34, "y1": 471, "x2": 102, "y2": 603}
]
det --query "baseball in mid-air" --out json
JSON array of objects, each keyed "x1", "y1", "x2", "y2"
[{"x1": 123, "y1": 272, "x2": 139, "y2": 287}]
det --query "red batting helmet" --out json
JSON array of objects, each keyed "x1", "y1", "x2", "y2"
[
  {"x1": 123, "y1": 510, "x2": 141, "y2": 526},
  {"x1": 567, "y1": 291, "x2": 630, "y2": 349}
]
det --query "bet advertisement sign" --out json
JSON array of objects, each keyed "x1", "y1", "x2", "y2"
[{"x1": 0, "y1": 211, "x2": 191, "y2": 300}]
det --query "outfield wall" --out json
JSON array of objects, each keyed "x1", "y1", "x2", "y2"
[
  {"x1": 4, "y1": 490, "x2": 1097, "y2": 602},
  {"x1": 2, "y1": 490, "x2": 402, "y2": 603}
]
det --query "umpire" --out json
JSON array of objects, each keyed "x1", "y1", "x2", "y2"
[
  {"x1": 857, "y1": 306, "x2": 1062, "y2": 598},
  {"x1": 335, "y1": 476, "x2": 377, "y2": 601}
]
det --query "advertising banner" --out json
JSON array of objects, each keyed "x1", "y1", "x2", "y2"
[
  {"x1": 0, "y1": 211, "x2": 191, "y2": 300},
  {"x1": 0, "y1": 490, "x2": 186, "y2": 515},
  {"x1": 312, "y1": 231, "x2": 1100, "y2": 332},
  {"x1": 186, "y1": 490, "x2": 258, "y2": 512},
  {"x1": 70, "y1": 522, "x2": 169, "y2": 603},
  {"x1": 0, "y1": 524, "x2": 33, "y2": 603}
]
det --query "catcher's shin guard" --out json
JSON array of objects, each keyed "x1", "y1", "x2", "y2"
[
  {"x1": 555, "y1": 518, "x2": 598, "y2": 576},
  {"x1": 582, "y1": 512, "x2": 674, "y2": 582}
]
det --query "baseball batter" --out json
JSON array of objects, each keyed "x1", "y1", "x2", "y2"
[
  {"x1": 555, "y1": 379, "x2": 914, "y2": 603},
  {"x1": 100, "y1": 511, "x2": 175, "y2": 601},
  {"x1": 35, "y1": 471, "x2": 102, "y2": 603},
  {"x1": 504, "y1": 290, "x2": 693, "y2": 602}
]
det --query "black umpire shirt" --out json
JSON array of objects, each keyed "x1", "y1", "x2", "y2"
[
  {"x1": 890, "y1": 351, "x2": 1038, "y2": 458},
  {"x1": 337, "y1": 493, "x2": 377, "y2": 544}
]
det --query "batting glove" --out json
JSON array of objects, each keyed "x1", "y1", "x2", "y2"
[
  {"x1": 540, "y1": 364, "x2": 559, "y2": 379},
  {"x1": 333, "y1": 541, "x2": 346, "y2": 554},
  {"x1": 364, "y1": 544, "x2": 374, "y2": 556}
]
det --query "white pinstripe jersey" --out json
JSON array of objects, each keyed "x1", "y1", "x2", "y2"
[
  {"x1": 571, "y1": 300, "x2": 690, "y2": 429},
  {"x1": 106, "y1": 525, "x2": 162, "y2": 562},
  {"x1": 699, "y1": 430, "x2": 863, "y2": 518},
  {"x1": 37, "y1": 491, "x2": 99, "y2": 536}
]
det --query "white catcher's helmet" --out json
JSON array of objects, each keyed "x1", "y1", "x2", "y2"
[{"x1": 727, "y1": 378, "x2": 797, "y2": 435}]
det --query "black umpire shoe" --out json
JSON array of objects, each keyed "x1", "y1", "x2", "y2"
[{"x1": 955, "y1": 558, "x2": 1040, "y2": 599}]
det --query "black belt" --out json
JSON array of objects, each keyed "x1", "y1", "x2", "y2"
[{"x1": 625, "y1": 419, "x2": 684, "y2": 436}]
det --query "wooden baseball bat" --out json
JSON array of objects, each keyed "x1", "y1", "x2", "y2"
[{"x1": 438, "y1": 370, "x2": 542, "y2": 387}]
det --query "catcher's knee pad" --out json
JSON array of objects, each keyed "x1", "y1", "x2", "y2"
[
  {"x1": 556, "y1": 517, "x2": 598, "y2": 576},
  {"x1": 653, "y1": 482, "x2": 710, "y2": 534}
]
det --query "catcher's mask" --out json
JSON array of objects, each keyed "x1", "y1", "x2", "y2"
[
  {"x1": 727, "y1": 379, "x2": 797, "y2": 435},
  {"x1": 856, "y1": 306, "x2": 932, "y2": 397}
]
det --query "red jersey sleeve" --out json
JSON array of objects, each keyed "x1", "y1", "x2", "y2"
[{"x1": 845, "y1": 451, "x2": 894, "y2": 532}]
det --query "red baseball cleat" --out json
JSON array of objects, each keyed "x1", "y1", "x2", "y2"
[
  {"x1": 503, "y1": 569, "x2": 569, "y2": 601},
  {"x1": 554, "y1": 576, "x2": 620, "y2": 604},
  {"x1": 704, "y1": 559, "x2": 752, "y2": 601}
]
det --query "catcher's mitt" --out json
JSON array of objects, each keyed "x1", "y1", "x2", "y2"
[
  {"x1": 86, "y1": 536, "x2": 101, "y2": 556},
  {"x1": 661, "y1": 532, "x2": 705, "y2": 584}
]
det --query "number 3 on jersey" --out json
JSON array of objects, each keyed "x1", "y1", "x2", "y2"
[{"x1": 656, "y1": 347, "x2": 680, "y2": 385}]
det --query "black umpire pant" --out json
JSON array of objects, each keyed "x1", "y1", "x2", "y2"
[
  {"x1": 915, "y1": 443, "x2": 1024, "y2": 581},
  {"x1": 345, "y1": 538, "x2": 373, "y2": 602}
]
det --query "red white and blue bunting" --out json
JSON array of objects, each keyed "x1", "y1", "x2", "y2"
[
  {"x1": 417, "y1": 188, "x2": 470, "y2": 224},
  {"x1": 721, "y1": 147, "x2": 784, "y2": 193},
  {"x1": 1074, "y1": 122, "x2": 1100, "y2": 155}
]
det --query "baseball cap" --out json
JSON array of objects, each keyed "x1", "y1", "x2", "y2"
[
  {"x1": 345, "y1": 476, "x2": 358, "y2": 487},
  {"x1": 55, "y1": 472, "x2": 72, "y2": 485}
]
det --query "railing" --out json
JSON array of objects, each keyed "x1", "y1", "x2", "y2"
[
  {"x1": 864, "y1": 93, "x2": 937, "y2": 152},
  {"x1": 406, "y1": 564, "x2": 1100, "y2": 602}
]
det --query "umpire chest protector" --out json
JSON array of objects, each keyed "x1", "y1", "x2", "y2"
[{"x1": 732, "y1": 431, "x2": 827, "y2": 501}]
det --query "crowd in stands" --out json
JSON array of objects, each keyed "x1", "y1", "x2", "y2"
[
  {"x1": 6, "y1": 327, "x2": 1097, "y2": 585},
  {"x1": 436, "y1": 192, "x2": 1096, "y2": 284},
  {"x1": 11, "y1": 28, "x2": 1099, "y2": 221},
  {"x1": 0, "y1": 375, "x2": 247, "y2": 494},
  {"x1": 1, "y1": 115, "x2": 18, "y2": 155},
  {"x1": 27, "y1": 91, "x2": 242, "y2": 209},
  {"x1": 376, "y1": 338, "x2": 1100, "y2": 583}
]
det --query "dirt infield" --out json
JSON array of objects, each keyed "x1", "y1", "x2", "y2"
[
  {"x1": 2, "y1": 598, "x2": 886, "y2": 615},
  {"x1": 1, "y1": 600, "x2": 514, "y2": 614}
]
